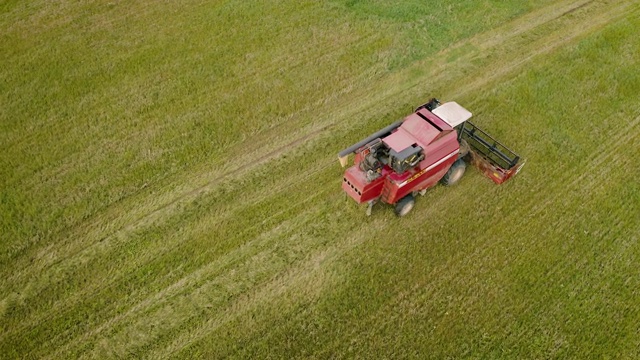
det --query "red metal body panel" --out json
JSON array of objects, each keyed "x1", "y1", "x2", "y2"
[
  {"x1": 422, "y1": 131, "x2": 459, "y2": 168},
  {"x1": 382, "y1": 128, "x2": 416, "y2": 152},
  {"x1": 383, "y1": 150, "x2": 458, "y2": 204},
  {"x1": 399, "y1": 114, "x2": 441, "y2": 147},
  {"x1": 341, "y1": 105, "x2": 462, "y2": 206},
  {"x1": 381, "y1": 131, "x2": 460, "y2": 204},
  {"x1": 416, "y1": 109, "x2": 452, "y2": 131},
  {"x1": 342, "y1": 166, "x2": 391, "y2": 204}
]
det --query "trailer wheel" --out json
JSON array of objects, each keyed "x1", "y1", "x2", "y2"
[
  {"x1": 441, "y1": 159, "x2": 466, "y2": 186},
  {"x1": 394, "y1": 195, "x2": 415, "y2": 217}
]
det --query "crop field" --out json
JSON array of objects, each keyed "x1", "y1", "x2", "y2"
[{"x1": 2, "y1": 0, "x2": 640, "y2": 358}]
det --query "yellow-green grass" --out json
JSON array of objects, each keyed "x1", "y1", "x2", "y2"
[{"x1": 1, "y1": 0, "x2": 639, "y2": 358}]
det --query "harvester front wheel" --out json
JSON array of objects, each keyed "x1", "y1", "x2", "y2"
[
  {"x1": 459, "y1": 139, "x2": 470, "y2": 157},
  {"x1": 441, "y1": 159, "x2": 466, "y2": 186},
  {"x1": 394, "y1": 195, "x2": 415, "y2": 217}
]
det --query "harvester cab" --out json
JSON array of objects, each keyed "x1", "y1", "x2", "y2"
[{"x1": 338, "y1": 98, "x2": 524, "y2": 216}]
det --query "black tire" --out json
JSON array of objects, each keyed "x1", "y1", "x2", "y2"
[
  {"x1": 440, "y1": 158, "x2": 466, "y2": 186},
  {"x1": 394, "y1": 194, "x2": 415, "y2": 217}
]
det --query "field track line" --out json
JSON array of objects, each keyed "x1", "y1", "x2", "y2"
[
  {"x1": 45, "y1": 205, "x2": 323, "y2": 358},
  {"x1": 453, "y1": 0, "x2": 634, "y2": 99},
  {"x1": 151, "y1": 221, "x2": 396, "y2": 358},
  {"x1": 3, "y1": 157, "x2": 338, "y2": 347},
  {"x1": 151, "y1": 164, "x2": 488, "y2": 358},
  {"x1": 1, "y1": 121, "x2": 334, "y2": 287},
  {"x1": 52, "y1": 160, "x2": 471, "y2": 357},
  {"x1": 471, "y1": 0, "x2": 596, "y2": 51},
  {"x1": 42, "y1": 161, "x2": 340, "y2": 357}
]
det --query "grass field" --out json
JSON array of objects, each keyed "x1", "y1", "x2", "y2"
[{"x1": 2, "y1": 0, "x2": 640, "y2": 358}]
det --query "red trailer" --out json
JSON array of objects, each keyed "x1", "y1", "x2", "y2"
[{"x1": 338, "y1": 99, "x2": 524, "y2": 216}]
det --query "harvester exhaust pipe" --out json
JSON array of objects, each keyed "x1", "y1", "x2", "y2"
[{"x1": 337, "y1": 120, "x2": 403, "y2": 167}]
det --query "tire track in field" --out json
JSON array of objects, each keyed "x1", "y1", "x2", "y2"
[
  {"x1": 151, "y1": 188, "x2": 470, "y2": 359},
  {"x1": 359, "y1": 0, "x2": 612, "y2": 104},
  {"x1": 448, "y1": 0, "x2": 634, "y2": 100},
  {"x1": 4, "y1": 156, "x2": 338, "y2": 352},
  {"x1": 157, "y1": 160, "x2": 506, "y2": 358},
  {"x1": 148, "y1": 159, "x2": 519, "y2": 358},
  {"x1": 48, "y1": 168, "x2": 345, "y2": 359},
  {"x1": 45, "y1": 205, "x2": 321, "y2": 359},
  {"x1": 470, "y1": 0, "x2": 595, "y2": 51},
  {"x1": 52, "y1": 156, "x2": 458, "y2": 357},
  {"x1": 42, "y1": 160, "x2": 339, "y2": 357},
  {"x1": 0, "y1": 121, "x2": 334, "y2": 302},
  {"x1": 23, "y1": 136, "x2": 338, "y2": 351}
]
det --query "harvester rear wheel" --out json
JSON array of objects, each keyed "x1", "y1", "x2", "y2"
[
  {"x1": 441, "y1": 159, "x2": 466, "y2": 186},
  {"x1": 394, "y1": 195, "x2": 415, "y2": 217}
]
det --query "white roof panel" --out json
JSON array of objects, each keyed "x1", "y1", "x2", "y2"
[{"x1": 432, "y1": 102, "x2": 472, "y2": 127}]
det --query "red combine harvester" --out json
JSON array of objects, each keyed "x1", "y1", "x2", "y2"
[{"x1": 338, "y1": 98, "x2": 524, "y2": 216}]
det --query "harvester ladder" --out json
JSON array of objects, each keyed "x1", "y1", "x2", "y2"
[{"x1": 380, "y1": 179, "x2": 393, "y2": 203}]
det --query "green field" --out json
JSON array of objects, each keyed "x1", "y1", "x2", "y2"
[{"x1": 2, "y1": 0, "x2": 640, "y2": 358}]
